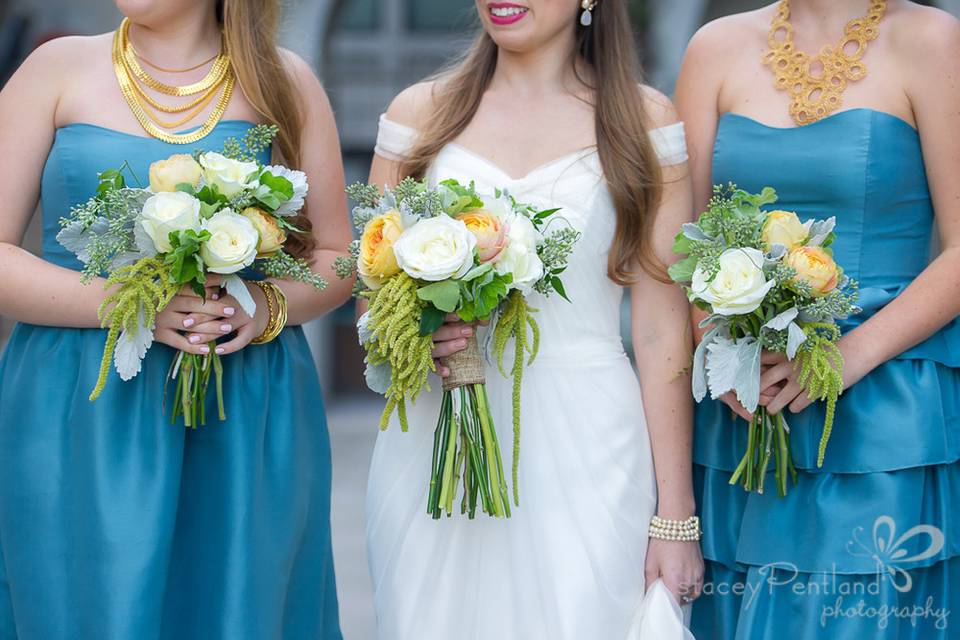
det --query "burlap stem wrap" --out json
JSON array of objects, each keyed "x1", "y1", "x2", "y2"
[{"x1": 440, "y1": 334, "x2": 486, "y2": 392}]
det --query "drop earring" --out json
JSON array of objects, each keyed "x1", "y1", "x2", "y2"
[{"x1": 580, "y1": 0, "x2": 597, "y2": 27}]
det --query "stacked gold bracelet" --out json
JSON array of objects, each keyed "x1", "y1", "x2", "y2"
[
  {"x1": 649, "y1": 515, "x2": 702, "y2": 542},
  {"x1": 251, "y1": 281, "x2": 288, "y2": 345}
]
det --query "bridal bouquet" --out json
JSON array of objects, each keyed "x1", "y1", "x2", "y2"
[
  {"x1": 338, "y1": 178, "x2": 579, "y2": 519},
  {"x1": 670, "y1": 185, "x2": 860, "y2": 496},
  {"x1": 57, "y1": 125, "x2": 325, "y2": 427}
]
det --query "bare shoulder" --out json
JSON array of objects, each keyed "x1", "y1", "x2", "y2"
[
  {"x1": 639, "y1": 85, "x2": 678, "y2": 129},
  {"x1": 384, "y1": 81, "x2": 440, "y2": 130},
  {"x1": 6, "y1": 34, "x2": 107, "y2": 90},
  {"x1": 279, "y1": 48, "x2": 328, "y2": 98},
  {"x1": 888, "y1": 2, "x2": 960, "y2": 62},
  {"x1": 685, "y1": 9, "x2": 766, "y2": 64}
]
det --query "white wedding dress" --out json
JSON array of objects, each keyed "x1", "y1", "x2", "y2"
[{"x1": 366, "y1": 114, "x2": 694, "y2": 640}]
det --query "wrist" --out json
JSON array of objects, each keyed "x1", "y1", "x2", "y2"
[
  {"x1": 246, "y1": 281, "x2": 270, "y2": 335},
  {"x1": 656, "y1": 500, "x2": 697, "y2": 521}
]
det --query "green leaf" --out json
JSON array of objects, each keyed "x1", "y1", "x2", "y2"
[
  {"x1": 259, "y1": 171, "x2": 294, "y2": 199},
  {"x1": 462, "y1": 262, "x2": 493, "y2": 282},
  {"x1": 175, "y1": 183, "x2": 197, "y2": 196},
  {"x1": 551, "y1": 276, "x2": 570, "y2": 302},
  {"x1": 416, "y1": 280, "x2": 461, "y2": 313},
  {"x1": 668, "y1": 255, "x2": 699, "y2": 283},
  {"x1": 672, "y1": 231, "x2": 694, "y2": 255},
  {"x1": 439, "y1": 179, "x2": 484, "y2": 215},
  {"x1": 419, "y1": 304, "x2": 446, "y2": 336}
]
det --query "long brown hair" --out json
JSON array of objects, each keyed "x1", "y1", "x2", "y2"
[
  {"x1": 401, "y1": 0, "x2": 663, "y2": 284},
  {"x1": 218, "y1": 0, "x2": 315, "y2": 258}
]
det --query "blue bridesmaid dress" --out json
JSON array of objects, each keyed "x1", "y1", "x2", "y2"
[
  {"x1": 691, "y1": 109, "x2": 958, "y2": 639},
  {"x1": 0, "y1": 122, "x2": 342, "y2": 639}
]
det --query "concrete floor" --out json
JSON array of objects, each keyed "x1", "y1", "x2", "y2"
[{"x1": 327, "y1": 397, "x2": 381, "y2": 640}]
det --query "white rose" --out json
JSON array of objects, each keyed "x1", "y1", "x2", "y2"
[
  {"x1": 691, "y1": 247, "x2": 775, "y2": 316},
  {"x1": 200, "y1": 209, "x2": 260, "y2": 274},
  {"x1": 393, "y1": 215, "x2": 477, "y2": 281},
  {"x1": 140, "y1": 191, "x2": 202, "y2": 253},
  {"x1": 198, "y1": 152, "x2": 259, "y2": 198},
  {"x1": 263, "y1": 165, "x2": 309, "y2": 217},
  {"x1": 493, "y1": 212, "x2": 543, "y2": 293}
]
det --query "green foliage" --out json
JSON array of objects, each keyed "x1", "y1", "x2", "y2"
[
  {"x1": 257, "y1": 250, "x2": 328, "y2": 290},
  {"x1": 439, "y1": 179, "x2": 484, "y2": 215},
  {"x1": 458, "y1": 269, "x2": 512, "y2": 323},
  {"x1": 795, "y1": 323, "x2": 845, "y2": 467},
  {"x1": 365, "y1": 273, "x2": 436, "y2": 431},
  {"x1": 332, "y1": 255, "x2": 356, "y2": 280},
  {"x1": 491, "y1": 291, "x2": 540, "y2": 506},
  {"x1": 220, "y1": 124, "x2": 278, "y2": 162},
  {"x1": 255, "y1": 171, "x2": 294, "y2": 211},
  {"x1": 345, "y1": 182, "x2": 383, "y2": 209},
  {"x1": 164, "y1": 228, "x2": 211, "y2": 293},
  {"x1": 417, "y1": 280, "x2": 461, "y2": 313},
  {"x1": 534, "y1": 227, "x2": 580, "y2": 299},
  {"x1": 90, "y1": 257, "x2": 180, "y2": 400}
]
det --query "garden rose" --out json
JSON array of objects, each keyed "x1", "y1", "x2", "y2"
[
  {"x1": 786, "y1": 246, "x2": 839, "y2": 297},
  {"x1": 140, "y1": 191, "x2": 202, "y2": 253},
  {"x1": 691, "y1": 247, "x2": 774, "y2": 316},
  {"x1": 762, "y1": 210, "x2": 810, "y2": 251},
  {"x1": 198, "y1": 152, "x2": 258, "y2": 198},
  {"x1": 393, "y1": 215, "x2": 476, "y2": 282},
  {"x1": 200, "y1": 209, "x2": 260, "y2": 274},
  {"x1": 149, "y1": 154, "x2": 202, "y2": 193},
  {"x1": 457, "y1": 209, "x2": 508, "y2": 263},
  {"x1": 241, "y1": 207, "x2": 286, "y2": 256},
  {"x1": 358, "y1": 210, "x2": 404, "y2": 289},
  {"x1": 494, "y1": 213, "x2": 543, "y2": 294}
]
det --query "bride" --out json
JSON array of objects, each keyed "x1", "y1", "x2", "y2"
[{"x1": 364, "y1": 1, "x2": 702, "y2": 637}]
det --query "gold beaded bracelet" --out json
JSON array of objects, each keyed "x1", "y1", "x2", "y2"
[
  {"x1": 250, "y1": 281, "x2": 288, "y2": 345},
  {"x1": 649, "y1": 515, "x2": 702, "y2": 542}
]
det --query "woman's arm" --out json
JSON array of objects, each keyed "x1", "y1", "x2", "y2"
[
  {"x1": 0, "y1": 39, "x2": 113, "y2": 327},
  {"x1": 760, "y1": 13, "x2": 960, "y2": 414},
  {"x1": 635, "y1": 91, "x2": 703, "y2": 599}
]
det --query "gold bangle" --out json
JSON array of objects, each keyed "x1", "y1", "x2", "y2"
[{"x1": 251, "y1": 281, "x2": 287, "y2": 345}]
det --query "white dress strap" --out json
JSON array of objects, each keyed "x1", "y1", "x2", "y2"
[
  {"x1": 376, "y1": 114, "x2": 688, "y2": 166},
  {"x1": 648, "y1": 122, "x2": 688, "y2": 166},
  {"x1": 375, "y1": 114, "x2": 418, "y2": 161}
]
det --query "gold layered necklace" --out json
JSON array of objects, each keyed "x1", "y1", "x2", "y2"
[
  {"x1": 112, "y1": 17, "x2": 235, "y2": 144},
  {"x1": 762, "y1": 0, "x2": 887, "y2": 126}
]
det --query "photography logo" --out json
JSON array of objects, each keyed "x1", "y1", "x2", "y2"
[{"x1": 846, "y1": 515, "x2": 945, "y2": 594}]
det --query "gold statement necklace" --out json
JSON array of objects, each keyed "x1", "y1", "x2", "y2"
[
  {"x1": 112, "y1": 17, "x2": 235, "y2": 144},
  {"x1": 762, "y1": 0, "x2": 886, "y2": 126}
]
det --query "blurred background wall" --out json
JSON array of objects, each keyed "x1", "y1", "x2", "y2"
[{"x1": 0, "y1": 1, "x2": 955, "y2": 637}]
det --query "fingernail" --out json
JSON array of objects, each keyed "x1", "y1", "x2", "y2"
[
  {"x1": 211, "y1": 293, "x2": 220, "y2": 301},
  {"x1": 461, "y1": 327, "x2": 473, "y2": 337},
  {"x1": 223, "y1": 307, "x2": 235, "y2": 316},
  {"x1": 215, "y1": 346, "x2": 225, "y2": 355},
  {"x1": 220, "y1": 324, "x2": 232, "y2": 333},
  {"x1": 183, "y1": 318, "x2": 195, "y2": 328},
  {"x1": 189, "y1": 335, "x2": 201, "y2": 344},
  {"x1": 200, "y1": 345, "x2": 210, "y2": 354}
]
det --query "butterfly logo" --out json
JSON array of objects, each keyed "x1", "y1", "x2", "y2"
[{"x1": 847, "y1": 515, "x2": 944, "y2": 593}]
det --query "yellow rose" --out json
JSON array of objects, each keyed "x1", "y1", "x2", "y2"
[
  {"x1": 457, "y1": 209, "x2": 508, "y2": 263},
  {"x1": 762, "y1": 210, "x2": 810, "y2": 251},
  {"x1": 241, "y1": 207, "x2": 287, "y2": 256},
  {"x1": 786, "y1": 246, "x2": 839, "y2": 297},
  {"x1": 149, "y1": 154, "x2": 202, "y2": 193},
  {"x1": 358, "y1": 210, "x2": 404, "y2": 289}
]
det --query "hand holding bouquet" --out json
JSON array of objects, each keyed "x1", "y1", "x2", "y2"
[
  {"x1": 670, "y1": 185, "x2": 860, "y2": 496},
  {"x1": 338, "y1": 178, "x2": 580, "y2": 518},
  {"x1": 57, "y1": 125, "x2": 325, "y2": 426}
]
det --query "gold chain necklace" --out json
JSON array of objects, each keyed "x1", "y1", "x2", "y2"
[
  {"x1": 762, "y1": 0, "x2": 886, "y2": 126},
  {"x1": 133, "y1": 48, "x2": 219, "y2": 74},
  {"x1": 112, "y1": 18, "x2": 235, "y2": 144}
]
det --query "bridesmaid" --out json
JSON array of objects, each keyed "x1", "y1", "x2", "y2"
[
  {"x1": 677, "y1": 1, "x2": 959, "y2": 638},
  {"x1": 0, "y1": 1, "x2": 351, "y2": 638}
]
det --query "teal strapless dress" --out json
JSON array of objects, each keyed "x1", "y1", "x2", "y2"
[
  {"x1": 690, "y1": 109, "x2": 959, "y2": 639},
  {"x1": 0, "y1": 123, "x2": 341, "y2": 640}
]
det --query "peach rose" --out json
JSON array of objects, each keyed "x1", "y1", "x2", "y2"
[
  {"x1": 786, "y1": 246, "x2": 839, "y2": 297},
  {"x1": 358, "y1": 210, "x2": 404, "y2": 289},
  {"x1": 241, "y1": 207, "x2": 287, "y2": 256},
  {"x1": 457, "y1": 209, "x2": 508, "y2": 263}
]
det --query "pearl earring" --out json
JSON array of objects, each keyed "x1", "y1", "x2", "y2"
[{"x1": 580, "y1": 0, "x2": 597, "y2": 27}]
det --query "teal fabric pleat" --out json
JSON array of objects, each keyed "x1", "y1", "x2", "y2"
[
  {"x1": 0, "y1": 122, "x2": 341, "y2": 639},
  {"x1": 691, "y1": 110, "x2": 959, "y2": 639}
]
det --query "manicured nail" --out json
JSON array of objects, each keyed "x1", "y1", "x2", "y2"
[
  {"x1": 211, "y1": 293, "x2": 220, "y2": 300},
  {"x1": 200, "y1": 345, "x2": 210, "y2": 354},
  {"x1": 189, "y1": 335, "x2": 201, "y2": 344},
  {"x1": 461, "y1": 327, "x2": 473, "y2": 337},
  {"x1": 223, "y1": 307, "x2": 235, "y2": 316},
  {"x1": 220, "y1": 324, "x2": 232, "y2": 333},
  {"x1": 215, "y1": 346, "x2": 225, "y2": 355},
  {"x1": 183, "y1": 318, "x2": 195, "y2": 328}
]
